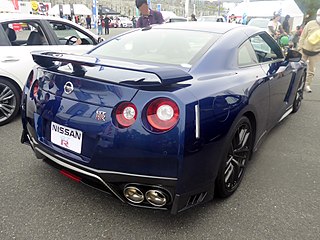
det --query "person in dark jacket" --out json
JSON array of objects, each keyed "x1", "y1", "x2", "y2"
[
  {"x1": 190, "y1": 14, "x2": 197, "y2": 21},
  {"x1": 135, "y1": 0, "x2": 164, "y2": 28},
  {"x1": 282, "y1": 15, "x2": 291, "y2": 35},
  {"x1": 104, "y1": 15, "x2": 111, "y2": 34},
  {"x1": 86, "y1": 15, "x2": 91, "y2": 29}
]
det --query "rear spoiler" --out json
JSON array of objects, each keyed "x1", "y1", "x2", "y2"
[{"x1": 31, "y1": 51, "x2": 193, "y2": 86}]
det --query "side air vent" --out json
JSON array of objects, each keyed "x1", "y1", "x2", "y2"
[{"x1": 187, "y1": 192, "x2": 207, "y2": 206}]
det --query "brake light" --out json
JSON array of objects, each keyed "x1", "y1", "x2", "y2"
[
  {"x1": 146, "y1": 98, "x2": 179, "y2": 131},
  {"x1": 32, "y1": 80, "x2": 39, "y2": 99},
  {"x1": 115, "y1": 102, "x2": 137, "y2": 128}
]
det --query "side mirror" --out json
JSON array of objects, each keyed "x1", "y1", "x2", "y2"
[
  {"x1": 285, "y1": 49, "x2": 301, "y2": 62},
  {"x1": 98, "y1": 37, "x2": 104, "y2": 43}
]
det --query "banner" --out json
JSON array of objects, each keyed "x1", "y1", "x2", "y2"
[
  {"x1": 92, "y1": 0, "x2": 98, "y2": 29},
  {"x1": 31, "y1": 1, "x2": 38, "y2": 12},
  {"x1": 11, "y1": 0, "x2": 19, "y2": 10}
]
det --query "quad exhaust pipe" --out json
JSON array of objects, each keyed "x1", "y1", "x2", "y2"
[
  {"x1": 123, "y1": 185, "x2": 168, "y2": 207},
  {"x1": 145, "y1": 190, "x2": 167, "y2": 207},
  {"x1": 123, "y1": 186, "x2": 144, "y2": 204}
]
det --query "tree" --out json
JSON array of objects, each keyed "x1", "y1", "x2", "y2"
[{"x1": 295, "y1": 0, "x2": 319, "y2": 19}]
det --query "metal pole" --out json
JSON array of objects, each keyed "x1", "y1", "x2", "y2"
[{"x1": 185, "y1": 0, "x2": 189, "y2": 18}]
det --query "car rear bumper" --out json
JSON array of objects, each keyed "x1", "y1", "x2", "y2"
[
  {"x1": 22, "y1": 128, "x2": 177, "y2": 209},
  {"x1": 22, "y1": 128, "x2": 214, "y2": 214}
]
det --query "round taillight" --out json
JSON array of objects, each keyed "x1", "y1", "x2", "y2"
[
  {"x1": 32, "y1": 80, "x2": 39, "y2": 99},
  {"x1": 115, "y1": 102, "x2": 137, "y2": 128},
  {"x1": 146, "y1": 98, "x2": 179, "y2": 131}
]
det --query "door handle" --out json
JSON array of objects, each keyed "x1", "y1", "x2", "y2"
[{"x1": 1, "y1": 57, "x2": 20, "y2": 62}]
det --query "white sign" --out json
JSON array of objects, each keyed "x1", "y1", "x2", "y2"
[{"x1": 51, "y1": 122, "x2": 83, "y2": 154}]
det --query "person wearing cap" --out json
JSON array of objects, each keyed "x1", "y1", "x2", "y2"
[
  {"x1": 298, "y1": 8, "x2": 320, "y2": 93},
  {"x1": 267, "y1": 14, "x2": 285, "y2": 39},
  {"x1": 135, "y1": 0, "x2": 164, "y2": 28}
]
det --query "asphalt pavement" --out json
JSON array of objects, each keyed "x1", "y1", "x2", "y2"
[{"x1": 0, "y1": 48, "x2": 320, "y2": 239}]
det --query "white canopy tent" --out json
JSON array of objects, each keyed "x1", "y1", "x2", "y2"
[
  {"x1": 228, "y1": 0, "x2": 304, "y2": 30},
  {"x1": 48, "y1": 4, "x2": 91, "y2": 16}
]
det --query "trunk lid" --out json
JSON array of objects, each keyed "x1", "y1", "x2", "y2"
[{"x1": 30, "y1": 51, "x2": 190, "y2": 177}]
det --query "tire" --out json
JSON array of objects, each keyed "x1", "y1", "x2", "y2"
[
  {"x1": 0, "y1": 78, "x2": 21, "y2": 126},
  {"x1": 292, "y1": 72, "x2": 306, "y2": 113},
  {"x1": 215, "y1": 116, "x2": 254, "y2": 198}
]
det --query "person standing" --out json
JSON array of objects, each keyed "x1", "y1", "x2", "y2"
[
  {"x1": 97, "y1": 15, "x2": 103, "y2": 35},
  {"x1": 80, "y1": 15, "x2": 86, "y2": 27},
  {"x1": 104, "y1": 15, "x2": 111, "y2": 34},
  {"x1": 267, "y1": 14, "x2": 285, "y2": 40},
  {"x1": 86, "y1": 15, "x2": 91, "y2": 29},
  {"x1": 298, "y1": 8, "x2": 320, "y2": 93},
  {"x1": 292, "y1": 25, "x2": 301, "y2": 49},
  {"x1": 190, "y1": 14, "x2": 197, "y2": 21},
  {"x1": 131, "y1": 16, "x2": 137, "y2": 28},
  {"x1": 282, "y1": 15, "x2": 291, "y2": 35},
  {"x1": 135, "y1": 0, "x2": 164, "y2": 28}
]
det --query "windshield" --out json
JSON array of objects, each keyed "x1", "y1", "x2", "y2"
[
  {"x1": 248, "y1": 19, "x2": 269, "y2": 28},
  {"x1": 89, "y1": 29, "x2": 220, "y2": 65}
]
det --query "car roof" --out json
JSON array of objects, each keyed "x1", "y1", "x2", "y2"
[
  {"x1": 152, "y1": 22, "x2": 256, "y2": 34},
  {"x1": 0, "y1": 13, "x2": 73, "y2": 24}
]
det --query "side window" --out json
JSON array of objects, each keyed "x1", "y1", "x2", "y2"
[
  {"x1": 249, "y1": 33, "x2": 283, "y2": 63},
  {"x1": 48, "y1": 21, "x2": 95, "y2": 45},
  {"x1": 238, "y1": 40, "x2": 258, "y2": 66},
  {"x1": 1, "y1": 21, "x2": 48, "y2": 46}
]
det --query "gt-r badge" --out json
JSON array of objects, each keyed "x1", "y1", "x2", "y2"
[{"x1": 96, "y1": 111, "x2": 106, "y2": 121}]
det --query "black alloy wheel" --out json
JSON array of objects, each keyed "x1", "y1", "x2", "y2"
[
  {"x1": 0, "y1": 78, "x2": 21, "y2": 126},
  {"x1": 215, "y1": 116, "x2": 253, "y2": 198},
  {"x1": 292, "y1": 73, "x2": 306, "y2": 113}
]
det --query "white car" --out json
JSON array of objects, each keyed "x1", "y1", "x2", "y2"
[
  {"x1": 0, "y1": 14, "x2": 103, "y2": 126},
  {"x1": 165, "y1": 16, "x2": 187, "y2": 23},
  {"x1": 198, "y1": 16, "x2": 225, "y2": 22},
  {"x1": 160, "y1": 11, "x2": 177, "y2": 22},
  {"x1": 118, "y1": 17, "x2": 133, "y2": 28}
]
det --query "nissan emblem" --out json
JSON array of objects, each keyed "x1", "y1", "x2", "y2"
[{"x1": 64, "y1": 81, "x2": 74, "y2": 94}]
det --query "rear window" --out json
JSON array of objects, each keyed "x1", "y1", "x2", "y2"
[{"x1": 89, "y1": 29, "x2": 220, "y2": 65}]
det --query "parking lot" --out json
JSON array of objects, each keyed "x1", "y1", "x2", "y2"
[{"x1": 1, "y1": 46, "x2": 320, "y2": 239}]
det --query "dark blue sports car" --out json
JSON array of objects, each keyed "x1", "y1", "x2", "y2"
[{"x1": 21, "y1": 22, "x2": 306, "y2": 214}]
